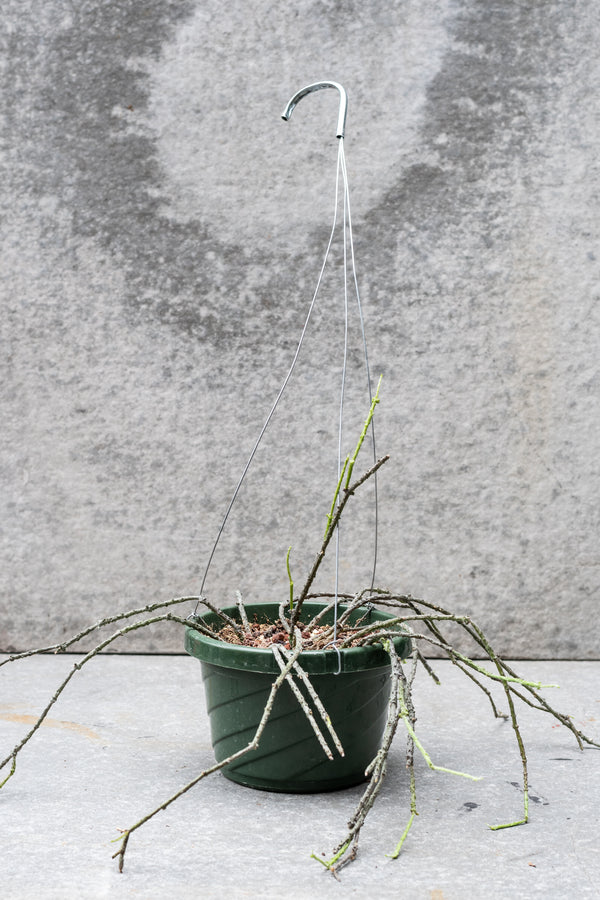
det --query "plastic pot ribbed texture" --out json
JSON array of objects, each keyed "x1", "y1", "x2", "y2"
[{"x1": 185, "y1": 601, "x2": 411, "y2": 793}]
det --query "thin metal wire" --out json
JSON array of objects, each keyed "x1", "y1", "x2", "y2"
[
  {"x1": 340, "y1": 142, "x2": 379, "y2": 589},
  {"x1": 194, "y1": 143, "x2": 344, "y2": 613},
  {"x1": 195, "y1": 86, "x2": 379, "y2": 643},
  {"x1": 332, "y1": 136, "x2": 350, "y2": 655},
  {"x1": 329, "y1": 137, "x2": 378, "y2": 673}
]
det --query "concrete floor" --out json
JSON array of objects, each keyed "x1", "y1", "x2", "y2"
[{"x1": 1, "y1": 655, "x2": 599, "y2": 899}]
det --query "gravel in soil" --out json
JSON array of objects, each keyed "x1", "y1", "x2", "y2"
[{"x1": 215, "y1": 619, "x2": 367, "y2": 650}]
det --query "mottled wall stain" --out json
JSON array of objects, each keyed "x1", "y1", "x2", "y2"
[{"x1": 2, "y1": 0, "x2": 599, "y2": 655}]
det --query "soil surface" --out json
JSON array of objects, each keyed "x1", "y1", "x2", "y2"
[{"x1": 215, "y1": 618, "x2": 368, "y2": 651}]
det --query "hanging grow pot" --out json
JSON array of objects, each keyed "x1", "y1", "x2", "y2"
[{"x1": 185, "y1": 601, "x2": 411, "y2": 793}]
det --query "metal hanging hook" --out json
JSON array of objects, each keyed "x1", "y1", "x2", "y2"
[{"x1": 281, "y1": 81, "x2": 348, "y2": 139}]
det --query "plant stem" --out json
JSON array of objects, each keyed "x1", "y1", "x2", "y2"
[
  {"x1": 343, "y1": 374, "x2": 382, "y2": 490},
  {"x1": 272, "y1": 642, "x2": 336, "y2": 761},
  {"x1": 282, "y1": 649, "x2": 345, "y2": 757},
  {"x1": 286, "y1": 546, "x2": 294, "y2": 612},
  {"x1": 0, "y1": 613, "x2": 211, "y2": 778},
  {"x1": 323, "y1": 457, "x2": 349, "y2": 542},
  {"x1": 316, "y1": 636, "x2": 401, "y2": 873},
  {"x1": 0, "y1": 596, "x2": 202, "y2": 666},
  {"x1": 235, "y1": 591, "x2": 251, "y2": 635},
  {"x1": 112, "y1": 635, "x2": 305, "y2": 872},
  {"x1": 290, "y1": 455, "x2": 389, "y2": 632},
  {"x1": 0, "y1": 754, "x2": 16, "y2": 789},
  {"x1": 387, "y1": 813, "x2": 415, "y2": 859}
]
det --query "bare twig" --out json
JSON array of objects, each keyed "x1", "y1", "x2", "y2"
[
  {"x1": 0, "y1": 596, "x2": 203, "y2": 666},
  {"x1": 313, "y1": 636, "x2": 401, "y2": 874},
  {"x1": 272, "y1": 640, "x2": 336, "y2": 761},
  {"x1": 280, "y1": 648, "x2": 345, "y2": 758},
  {"x1": 0, "y1": 613, "x2": 211, "y2": 777},
  {"x1": 387, "y1": 648, "x2": 419, "y2": 859},
  {"x1": 193, "y1": 596, "x2": 244, "y2": 635},
  {"x1": 3, "y1": 558, "x2": 598, "y2": 879},
  {"x1": 415, "y1": 649, "x2": 441, "y2": 685},
  {"x1": 291, "y1": 455, "x2": 390, "y2": 633},
  {"x1": 235, "y1": 591, "x2": 251, "y2": 635},
  {"x1": 112, "y1": 635, "x2": 305, "y2": 872}
]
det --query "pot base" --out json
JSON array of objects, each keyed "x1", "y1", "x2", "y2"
[{"x1": 201, "y1": 659, "x2": 392, "y2": 793}]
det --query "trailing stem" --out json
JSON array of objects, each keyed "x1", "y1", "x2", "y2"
[
  {"x1": 0, "y1": 596, "x2": 204, "y2": 667},
  {"x1": 387, "y1": 650, "x2": 419, "y2": 859},
  {"x1": 312, "y1": 636, "x2": 402, "y2": 874},
  {"x1": 310, "y1": 596, "x2": 598, "y2": 876},
  {"x1": 2, "y1": 412, "x2": 598, "y2": 879},
  {"x1": 3, "y1": 580, "x2": 598, "y2": 879},
  {"x1": 112, "y1": 634, "x2": 306, "y2": 872},
  {"x1": 272, "y1": 641, "x2": 344, "y2": 760},
  {"x1": 0, "y1": 612, "x2": 214, "y2": 778}
]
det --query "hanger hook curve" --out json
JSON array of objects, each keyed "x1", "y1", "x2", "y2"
[{"x1": 281, "y1": 81, "x2": 348, "y2": 139}]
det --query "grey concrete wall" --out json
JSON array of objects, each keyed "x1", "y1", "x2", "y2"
[{"x1": 2, "y1": 1, "x2": 599, "y2": 656}]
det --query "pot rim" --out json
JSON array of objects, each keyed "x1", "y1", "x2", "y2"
[{"x1": 184, "y1": 600, "x2": 411, "y2": 675}]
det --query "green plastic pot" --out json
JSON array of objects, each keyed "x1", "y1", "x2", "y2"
[{"x1": 185, "y1": 601, "x2": 411, "y2": 793}]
